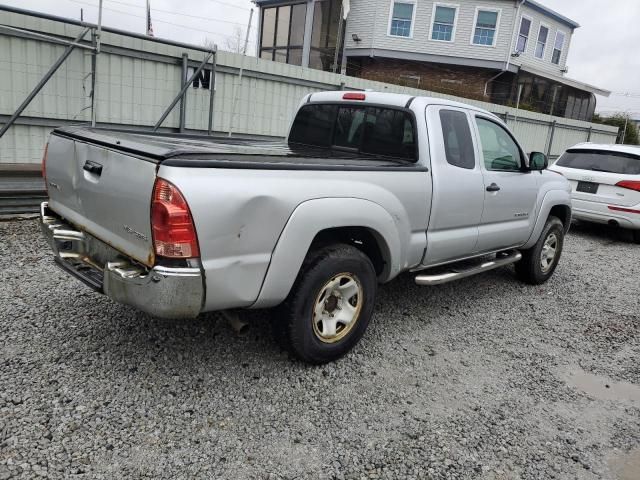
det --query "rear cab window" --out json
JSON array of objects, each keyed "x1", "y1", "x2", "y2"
[
  {"x1": 288, "y1": 103, "x2": 418, "y2": 162},
  {"x1": 556, "y1": 149, "x2": 640, "y2": 175}
]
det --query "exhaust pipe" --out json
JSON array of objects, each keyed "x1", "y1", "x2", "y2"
[{"x1": 221, "y1": 311, "x2": 249, "y2": 336}]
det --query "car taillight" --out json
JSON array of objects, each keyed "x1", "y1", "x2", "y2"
[
  {"x1": 42, "y1": 143, "x2": 49, "y2": 192},
  {"x1": 151, "y1": 178, "x2": 200, "y2": 259},
  {"x1": 616, "y1": 180, "x2": 640, "y2": 192}
]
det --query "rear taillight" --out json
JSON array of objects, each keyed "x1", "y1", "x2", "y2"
[
  {"x1": 42, "y1": 143, "x2": 49, "y2": 192},
  {"x1": 343, "y1": 92, "x2": 366, "y2": 101},
  {"x1": 151, "y1": 179, "x2": 200, "y2": 259},
  {"x1": 616, "y1": 180, "x2": 640, "y2": 192}
]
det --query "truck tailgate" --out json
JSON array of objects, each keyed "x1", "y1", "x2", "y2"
[{"x1": 46, "y1": 133, "x2": 158, "y2": 266}]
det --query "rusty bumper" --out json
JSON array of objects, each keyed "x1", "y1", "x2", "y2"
[{"x1": 40, "y1": 202, "x2": 204, "y2": 319}]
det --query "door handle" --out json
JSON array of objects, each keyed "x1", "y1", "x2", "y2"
[
  {"x1": 83, "y1": 160, "x2": 103, "y2": 176},
  {"x1": 486, "y1": 183, "x2": 501, "y2": 192}
]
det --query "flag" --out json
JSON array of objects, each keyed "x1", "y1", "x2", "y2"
[
  {"x1": 342, "y1": 0, "x2": 350, "y2": 19},
  {"x1": 146, "y1": 0, "x2": 154, "y2": 36}
]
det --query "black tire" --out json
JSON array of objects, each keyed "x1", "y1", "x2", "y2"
[
  {"x1": 515, "y1": 216, "x2": 565, "y2": 285},
  {"x1": 273, "y1": 243, "x2": 377, "y2": 364},
  {"x1": 632, "y1": 229, "x2": 640, "y2": 244}
]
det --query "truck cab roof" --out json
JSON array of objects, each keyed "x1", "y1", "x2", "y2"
[{"x1": 306, "y1": 91, "x2": 498, "y2": 120}]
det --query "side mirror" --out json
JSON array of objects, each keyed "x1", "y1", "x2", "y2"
[{"x1": 529, "y1": 151, "x2": 548, "y2": 171}]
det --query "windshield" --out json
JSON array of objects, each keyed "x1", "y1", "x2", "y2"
[{"x1": 556, "y1": 149, "x2": 640, "y2": 175}]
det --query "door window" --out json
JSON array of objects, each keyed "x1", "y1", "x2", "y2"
[
  {"x1": 475, "y1": 117, "x2": 523, "y2": 171},
  {"x1": 439, "y1": 110, "x2": 475, "y2": 169}
]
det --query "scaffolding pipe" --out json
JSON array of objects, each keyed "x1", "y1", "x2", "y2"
[
  {"x1": 153, "y1": 50, "x2": 214, "y2": 131},
  {"x1": 90, "y1": 28, "x2": 98, "y2": 127},
  {"x1": 179, "y1": 53, "x2": 188, "y2": 133},
  {"x1": 0, "y1": 25, "x2": 94, "y2": 50},
  {"x1": 208, "y1": 52, "x2": 217, "y2": 135},
  {"x1": 96, "y1": 0, "x2": 103, "y2": 53},
  {"x1": 0, "y1": 27, "x2": 90, "y2": 140},
  {"x1": 228, "y1": 8, "x2": 254, "y2": 138}
]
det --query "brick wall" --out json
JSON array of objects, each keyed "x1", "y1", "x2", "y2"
[{"x1": 348, "y1": 57, "x2": 508, "y2": 103}]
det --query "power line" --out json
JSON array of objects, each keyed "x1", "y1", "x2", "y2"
[
  {"x1": 610, "y1": 92, "x2": 640, "y2": 99},
  {"x1": 69, "y1": 0, "x2": 257, "y2": 45},
  {"x1": 100, "y1": 0, "x2": 257, "y2": 29},
  {"x1": 206, "y1": 0, "x2": 254, "y2": 12}
]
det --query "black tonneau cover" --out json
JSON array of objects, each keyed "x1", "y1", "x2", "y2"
[{"x1": 53, "y1": 126, "x2": 428, "y2": 172}]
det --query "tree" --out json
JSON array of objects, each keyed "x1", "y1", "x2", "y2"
[
  {"x1": 222, "y1": 26, "x2": 246, "y2": 54},
  {"x1": 202, "y1": 38, "x2": 217, "y2": 52},
  {"x1": 592, "y1": 113, "x2": 640, "y2": 145}
]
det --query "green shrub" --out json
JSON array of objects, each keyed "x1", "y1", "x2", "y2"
[{"x1": 591, "y1": 113, "x2": 639, "y2": 145}]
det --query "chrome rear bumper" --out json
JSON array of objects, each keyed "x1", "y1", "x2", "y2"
[{"x1": 40, "y1": 202, "x2": 204, "y2": 318}]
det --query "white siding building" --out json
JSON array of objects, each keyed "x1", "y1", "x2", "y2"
[{"x1": 254, "y1": 0, "x2": 610, "y2": 120}]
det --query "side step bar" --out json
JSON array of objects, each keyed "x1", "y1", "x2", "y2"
[{"x1": 415, "y1": 251, "x2": 522, "y2": 286}]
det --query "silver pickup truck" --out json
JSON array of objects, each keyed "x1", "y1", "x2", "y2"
[{"x1": 40, "y1": 91, "x2": 571, "y2": 363}]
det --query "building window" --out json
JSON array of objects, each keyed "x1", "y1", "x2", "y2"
[
  {"x1": 389, "y1": 2, "x2": 415, "y2": 37},
  {"x1": 552, "y1": 31, "x2": 566, "y2": 65},
  {"x1": 260, "y1": 3, "x2": 307, "y2": 66},
  {"x1": 431, "y1": 4, "x2": 457, "y2": 42},
  {"x1": 472, "y1": 9, "x2": 499, "y2": 46},
  {"x1": 309, "y1": 0, "x2": 344, "y2": 72},
  {"x1": 535, "y1": 24, "x2": 549, "y2": 59},
  {"x1": 516, "y1": 16, "x2": 531, "y2": 53}
]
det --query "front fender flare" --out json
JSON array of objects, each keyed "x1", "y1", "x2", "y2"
[
  {"x1": 251, "y1": 198, "x2": 403, "y2": 309},
  {"x1": 522, "y1": 189, "x2": 572, "y2": 250}
]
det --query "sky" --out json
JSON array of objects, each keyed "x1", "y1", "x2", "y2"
[{"x1": 3, "y1": 0, "x2": 640, "y2": 117}]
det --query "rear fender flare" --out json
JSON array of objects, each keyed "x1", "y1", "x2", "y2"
[{"x1": 251, "y1": 198, "x2": 402, "y2": 309}]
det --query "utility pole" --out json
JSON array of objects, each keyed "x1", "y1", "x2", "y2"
[
  {"x1": 332, "y1": 4, "x2": 345, "y2": 73},
  {"x1": 228, "y1": 8, "x2": 254, "y2": 137},
  {"x1": 513, "y1": 83, "x2": 523, "y2": 127},
  {"x1": 242, "y1": 8, "x2": 253, "y2": 55},
  {"x1": 621, "y1": 115, "x2": 628, "y2": 144}
]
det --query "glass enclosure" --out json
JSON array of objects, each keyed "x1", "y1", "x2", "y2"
[
  {"x1": 260, "y1": 3, "x2": 307, "y2": 66},
  {"x1": 259, "y1": 0, "x2": 345, "y2": 72}
]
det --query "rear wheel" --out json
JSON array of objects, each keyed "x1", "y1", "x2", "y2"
[
  {"x1": 515, "y1": 216, "x2": 565, "y2": 284},
  {"x1": 632, "y1": 229, "x2": 640, "y2": 244},
  {"x1": 273, "y1": 244, "x2": 377, "y2": 364}
]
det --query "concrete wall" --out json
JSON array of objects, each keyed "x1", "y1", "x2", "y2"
[{"x1": 0, "y1": 6, "x2": 617, "y2": 165}]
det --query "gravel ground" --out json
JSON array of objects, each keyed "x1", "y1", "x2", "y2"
[{"x1": 1, "y1": 219, "x2": 639, "y2": 480}]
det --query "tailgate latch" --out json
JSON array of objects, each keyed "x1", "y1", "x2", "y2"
[{"x1": 83, "y1": 160, "x2": 103, "y2": 176}]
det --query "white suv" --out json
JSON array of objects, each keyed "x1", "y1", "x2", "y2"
[{"x1": 552, "y1": 143, "x2": 640, "y2": 243}]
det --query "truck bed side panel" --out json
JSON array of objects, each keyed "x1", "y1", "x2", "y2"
[{"x1": 159, "y1": 166, "x2": 430, "y2": 311}]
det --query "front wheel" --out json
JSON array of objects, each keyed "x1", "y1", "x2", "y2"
[
  {"x1": 274, "y1": 244, "x2": 377, "y2": 364},
  {"x1": 515, "y1": 216, "x2": 565, "y2": 285}
]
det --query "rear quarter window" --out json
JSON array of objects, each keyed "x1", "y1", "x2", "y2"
[{"x1": 556, "y1": 149, "x2": 640, "y2": 175}]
